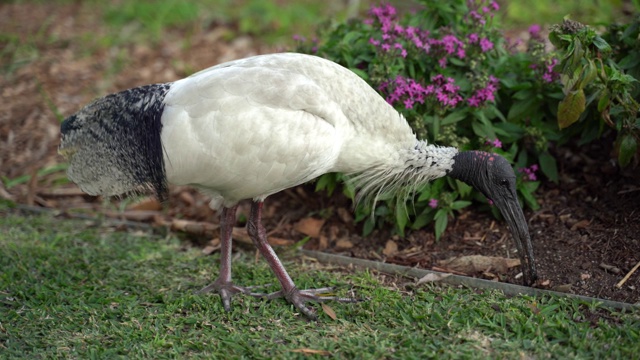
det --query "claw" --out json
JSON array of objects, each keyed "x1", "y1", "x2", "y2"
[
  {"x1": 197, "y1": 281, "x2": 273, "y2": 311},
  {"x1": 263, "y1": 286, "x2": 361, "y2": 320}
]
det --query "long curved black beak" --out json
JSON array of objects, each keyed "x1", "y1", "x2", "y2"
[{"x1": 494, "y1": 195, "x2": 537, "y2": 285}]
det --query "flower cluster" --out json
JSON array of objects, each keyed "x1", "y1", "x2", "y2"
[
  {"x1": 518, "y1": 164, "x2": 539, "y2": 181},
  {"x1": 380, "y1": 74, "x2": 462, "y2": 110},
  {"x1": 526, "y1": 24, "x2": 560, "y2": 84},
  {"x1": 467, "y1": 0, "x2": 500, "y2": 26},
  {"x1": 468, "y1": 75, "x2": 499, "y2": 107},
  {"x1": 367, "y1": 3, "x2": 470, "y2": 66}
]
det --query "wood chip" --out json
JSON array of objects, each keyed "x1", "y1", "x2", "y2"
[
  {"x1": 293, "y1": 217, "x2": 325, "y2": 238},
  {"x1": 552, "y1": 284, "x2": 573, "y2": 293},
  {"x1": 382, "y1": 240, "x2": 398, "y2": 256},
  {"x1": 570, "y1": 219, "x2": 591, "y2": 231},
  {"x1": 599, "y1": 263, "x2": 622, "y2": 274},
  {"x1": 334, "y1": 238, "x2": 354, "y2": 249}
]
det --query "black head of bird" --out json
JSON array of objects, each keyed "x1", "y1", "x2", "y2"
[{"x1": 449, "y1": 151, "x2": 537, "y2": 284}]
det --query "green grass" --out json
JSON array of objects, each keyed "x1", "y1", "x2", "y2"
[{"x1": 1, "y1": 211, "x2": 638, "y2": 358}]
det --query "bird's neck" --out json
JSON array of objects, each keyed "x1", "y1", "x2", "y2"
[{"x1": 350, "y1": 140, "x2": 458, "y2": 206}]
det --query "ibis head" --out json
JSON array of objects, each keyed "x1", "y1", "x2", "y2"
[{"x1": 449, "y1": 151, "x2": 537, "y2": 285}]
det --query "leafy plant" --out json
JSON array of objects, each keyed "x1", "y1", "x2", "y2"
[
  {"x1": 299, "y1": 0, "x2": 555, "y2": 238},
  {"x1": 550, "y1": 17, "x2": 640, "y2": 167}
]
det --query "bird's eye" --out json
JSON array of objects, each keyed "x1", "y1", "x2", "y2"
[{"x1": 500, "y1": 179, "x2": 509, "y2": 186}]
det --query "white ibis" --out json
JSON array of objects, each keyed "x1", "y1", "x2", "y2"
[{"x1": 59, "y1": 52, "x2": 537, "y2": 319}]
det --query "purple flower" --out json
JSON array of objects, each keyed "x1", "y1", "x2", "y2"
[
  {"x1": 467, "y1": 76, "x2": 499, "y2": 107},
  {"x1": 479, "y1": 38, "x2": 494, "y2": 52},
  {"x1": 485, "y1": 138, "x2": 502, "y2": 148},
  {"x1": 468, "y1": 33, "x2": 479, "y2": 44},
  {"x1": 490, "y1": 1, "x2": 500, "y2": 11},
  {"x1": 429, "y1": 199, "x2": 438, "y2": 208},
  {"x1": 518, "y1": 165, "x2": 539, "y2": 181},
  {"x1": 529, "y1": 24, "x2": 541, "y2": 39}
]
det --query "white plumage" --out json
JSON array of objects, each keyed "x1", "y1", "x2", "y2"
[
  {"x1": 161, "y1": 53, "x2": 454, "y2": 209},
  {"x1": 60, "y1": 52, "x2": 536, "y2": 319}
]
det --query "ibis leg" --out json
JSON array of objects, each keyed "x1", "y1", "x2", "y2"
[
  {"x1": 197, "y1": 205, "x2": 266, "y2": 310},
  {"x1": 247, "y1": 201, "x2": 357, "y2": 319}
]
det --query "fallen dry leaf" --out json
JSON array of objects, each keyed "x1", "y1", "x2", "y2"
[
  {"x1": 438, "y1": 255, "x2": 521, "y2": 274},
  {"x1": 570, "y1": 219, "x2": 591, "y2": 231},
  {"x1": 232, "y1": 227, "x2": 294, "y2": 246},
  {"x1": 416, "y1": 272, "x2": 451, "y2": 285},
  {"x1": 291, "y1": 348, "x2": 331, "y2": 356},
  {"x1": 336, "y1": 207, "x2": 353, "y2": 224},
  {"x1": 552, "y1": 284, "x2": 573, "y2": 293},
  {"x1": 294, "y1": 217, "x2": 325, "y2": 238},
  {"x1": 334, "y1": 238, "x2": 354, "y2": 249},
  {"x1": 382, "y1": 240, "x2": 398, "y2": 256},
  {"x1": 321, "y1": 303, "x2": 337, "y2": 320},
  {"x1": 127, "y1": 197, "x2": 162, "y2": 211},
  {"x1": 202, "y1": 238, "x2": 221, "y2": 255},
  {"x1": 318, "y1": 235, "x2": 329, "y2": 250}
]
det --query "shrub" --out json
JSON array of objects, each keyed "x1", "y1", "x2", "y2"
[{"x1": 296, "y1": 1, "x2": 638, "y2": 238}]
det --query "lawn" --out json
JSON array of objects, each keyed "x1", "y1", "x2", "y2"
[{"x1": 1, "y1": 211, "x2": 638, "y2": 358}]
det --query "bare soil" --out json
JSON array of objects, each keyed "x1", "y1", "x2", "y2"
[{"x1": 2, "y1": 3, "x2": 638, "y2": 305}]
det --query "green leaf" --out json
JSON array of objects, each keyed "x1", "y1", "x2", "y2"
[
  {"x1": 618, "y1": 52, "x2": 640, "y2": 70},
  {"x1": 592, "y1": 35, "x2": 612, "y2": 55},
  {"x1": 441, "y1": 111, "x2": 467, "y2": 125},
  {"x1": 618, "y1": 134, "x2": 638, "y2": 167},
  {"x1": 519, "y1": 183, "x2": 540, "y2": 210},
  {"x1": 396, "y1": 207, "x2": 408, "y2": 236},
  {"x1": 434, "y1": 209, "x2": 448, "y2": 241},
  {"x1": 538, "y1": 152, "x2": 559, "y2": 183},
  {"x1": 362, "y1": 217, "x2": 375, "y2": 237},
  {"x1": 349, "y1": 67, "x2": 369, "y2": 81},
  {"x1": 411, "y1": 208, "x2": 434, "y2": 230},
  {"x1": 507, "y1": 97, "x2": 541, "y2": 122},
  {"x1": 450, "y1": 200, "x2": 471, "y2": 210},
  {"x1": 558, "y1": 89, "x2": 586, "y2": 129},
  {"x1": 597, "y1": 89, "x2": 611, "y2": 112}
]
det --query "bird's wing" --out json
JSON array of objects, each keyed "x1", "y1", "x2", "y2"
[{"x1": 160, "y1": 56, "x2": 347, "y2": 206}]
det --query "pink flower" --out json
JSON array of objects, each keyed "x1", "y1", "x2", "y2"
[
  {"x1": 479, "y1": 38, "x2": 494, "y2": 52},
  {"x1": 518, "y1": 165, "x2": 539, "y2": 181},
  {"x1": 485, "y1": 138, "x2": 502, "y2": 148},
  {"x1": 529, "y1": 24, "x2": 541, "y2": 38},
  {"x1": 429, "y1": 199, "x2": 438, "y2": 208}
]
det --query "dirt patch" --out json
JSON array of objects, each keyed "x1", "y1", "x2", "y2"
[{"x1": 2, "y1": 3, "x2": 638, "y2": 305}]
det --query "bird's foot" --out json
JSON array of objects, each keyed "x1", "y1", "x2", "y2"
[
  {"x1": 196, "y1": 281, "x2": 271, "y2": 312},
  {"x1": 264, "y1": 287, "x2": 360, "y2": 320}
]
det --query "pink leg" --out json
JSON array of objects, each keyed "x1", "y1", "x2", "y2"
[
  {"x1": 197, "y1": 205, "x2": 266, "y2": 310},
  {"x1": 199, "y1": 202, "x2": 358, "y2": 319},
  {"x1": 247, "y1": 201, "x2": 357, "y2": 319}
]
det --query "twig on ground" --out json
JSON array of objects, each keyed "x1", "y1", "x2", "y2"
[{"x1": 616, "y1": 260, "x2": 640, "y2": 288}]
